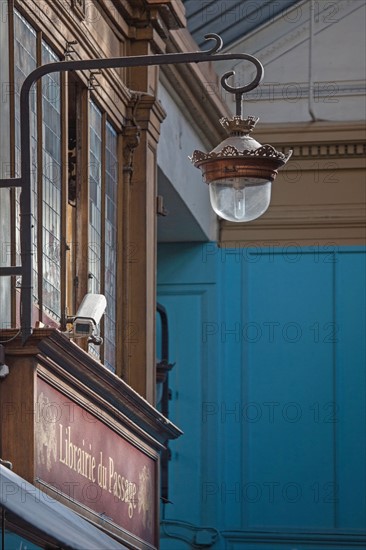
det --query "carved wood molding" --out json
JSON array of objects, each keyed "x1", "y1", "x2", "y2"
[
  {"x1": 36, "y1": 330, "x2": 182, "y2": 444},
  {"x1": 16, "y1": 0, "x2": 130, "y2": 130},
  {"x1": 122, "y1": 92, "x2": 166, "y2": 176},
  {"x1": 36, "y1": 364, "x2": 160, "y2": 454},
  {"x1": 71, "y1": 0, "x2": 86, "y2": 20},
  {"x1": 0, "y1": 328, "x2": 182, "y2": 444},
  {"x1": 145, "y1": 0, "x2": 185, "y2": 29},
  {"x1": 123, "y1": 95, "x2": 142, "y2": 174}
]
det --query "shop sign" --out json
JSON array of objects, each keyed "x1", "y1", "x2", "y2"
[{"x1": 35, "y1": 378, "x2": 156, "y2": 546}]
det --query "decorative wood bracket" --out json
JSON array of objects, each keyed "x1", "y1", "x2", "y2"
[
  {"x1": 71, "y1": 0, "x2": 86, "y2": 20},
  {"x1": 123, "y1": 95, "x2": 143, "y2": 177}
]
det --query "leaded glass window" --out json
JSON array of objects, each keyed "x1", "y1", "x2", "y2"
[
  {"x1": 88, "y1": 101, "x2": 102, "y2": 296},
  {"x1": 87, "y1": 102, "x2": 118, "y2": 370},
  {"x1": 7, "y1": 7, "x2": 121, "y2": 370},
  {"x1": 0, "y1": 11, "x2": 11, "y2": 328},
  {"x1": 42, "y1": 42, "x2": 61, "y2": 319},
  {"x1": 14, "y1": 10, "x2": 37, "y2": 302},
  {"x1": 104, "y1": 122, "x2": 118, "y2": 371},
  {"x1": 88, "y1": 101, "x2": 102, "y2": 358},
  {"x1": 13, "y1": 11, "x2": 62, "y2": 321}
]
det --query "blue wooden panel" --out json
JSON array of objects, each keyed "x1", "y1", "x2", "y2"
[
  {"x1": 241, "y1": 249, "x2": 337, "y2": 529},
  {"x1": 335, "y1": 250, "x2": 366, "y2": 528},
  {"x1": 217, "y1": 252, "x2": 245, "y2": 529},
  {"x1": 158, "y1": 243, "x2": 366, "y2": 549}
]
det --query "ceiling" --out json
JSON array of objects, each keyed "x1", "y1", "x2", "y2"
[{"x1": 182, "y1": 0, "x2": 302, "y2": 49}]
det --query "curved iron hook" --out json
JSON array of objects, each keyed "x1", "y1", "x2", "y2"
[
  {"x1": 201, "y1": 33, "x2": 224, "y2": 54},
  {"x1": 14, "y1": 42, "x2": 266, "y2": 341},
  {"x1": 220, "y1": 56, "x2": 264, "y2": 116}
]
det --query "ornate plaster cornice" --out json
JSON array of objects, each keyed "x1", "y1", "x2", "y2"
[
  {"x1": 219, "y1": 122, "x2": 366, "y2": 247},
  {"x1": 252, "y1": 122, "x2": 366, "y2": 160},
  {"x1": 107, "y1": 0, "x2": 185, "y2": 36},
  {"x1": 275, "y1": 141, "x2": 366, "y2": 160}
]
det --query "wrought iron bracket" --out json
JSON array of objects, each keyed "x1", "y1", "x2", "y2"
[{"x1": 0, "y1": 33, "x2": 264, "y2": 343}]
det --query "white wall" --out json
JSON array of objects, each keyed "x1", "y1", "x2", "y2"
[
  {"x1": 157, "y1": 83, "x2": 218, "y2": 242},
  {"x1": 214, "y1": 0, "x2": 366, "y2": 123}
]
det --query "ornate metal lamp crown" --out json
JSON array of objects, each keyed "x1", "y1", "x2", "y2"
[
  {"x1": 220, "y1": 115, "x2": 259, "y2": 136},
  {"x1": 190, "y1": 67, "x2": 292, "y2": 184}
]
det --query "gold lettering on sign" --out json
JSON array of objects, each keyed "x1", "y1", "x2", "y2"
[
  {"x1": 36, "y1": 380, "x2": 155, "y2": 539},
  {"x1": 59, "y1": 425, "x2": 96, "y2": 482},
  {"x1": 109, "y1": 457, "x2": 137, "y2": 519},
  {"x1": 57, "y1": 424, "x2": 143, "y2": 520},
  {"x1": 98, "y1": 451, "x2": 108, "y2": 490}
]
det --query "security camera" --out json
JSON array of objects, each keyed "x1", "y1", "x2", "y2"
[
  {"x1": 0, "y1": 364, "x2": 9, "y2": 378},
  {"x1": 0, "y1": 344, "x2": 9, "y2": 378},
  {"x1": 72, "y1": 294, "x2": 107, "y2": 338}
]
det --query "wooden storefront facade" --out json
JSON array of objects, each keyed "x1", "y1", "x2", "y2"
[{"x1": 0, "y1": 0, "x2": 196, "y2": 547}]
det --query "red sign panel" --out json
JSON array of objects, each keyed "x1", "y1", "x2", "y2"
[{"x1": 36, "y1": 378, "x2": 156, "y2": 546}]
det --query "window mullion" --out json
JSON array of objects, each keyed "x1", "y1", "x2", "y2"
[
  {"x1": 116, "y1": 132, "x2": 124, "y2": 377},
  {"x1": 75, "y1": 87, "x2": 90, "y2": 311},
  {"x1": 60, "y1": 72, "x2": 68, "y2": 329},
  {"x1": 100, "y1": 113, "x2": 107, "y2": 363},
  {"x1": 8, "y1": 0, "x2": 16, "y2": 327},
  {"x1": 13, "y1": 8, "x2": 38, "y2": 324},
  {"x1": 36, "y1": 31, "x2": 43, "y2": 322},
  {"x1": 104, "y1": 121, "x2": 118, "y2": 372},
  {"x1": 87, "y1": 99, "x2": 102, "y2": 359}
]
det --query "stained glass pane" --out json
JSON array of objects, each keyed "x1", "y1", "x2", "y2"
[
  {"x1": 42, "y1": 42, "x2": 61, "y2": 319},
  {"x1": 104, "y1": 122, "x2": 118, "y2": 371}
]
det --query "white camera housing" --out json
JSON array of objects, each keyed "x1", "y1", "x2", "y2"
[{"x1": 73, "y1": 294, "x2": 107, "y2": 338}]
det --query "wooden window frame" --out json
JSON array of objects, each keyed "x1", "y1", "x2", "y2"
[
  {"x1": 7, "y1": 3, "x2": 122, "y2": 372},
  {"x1": 10, "y1": 5, "x2": 66, "y2": 327},
  {"x1": 86, "y1": 98, "x2": 118, "y2": 371}
]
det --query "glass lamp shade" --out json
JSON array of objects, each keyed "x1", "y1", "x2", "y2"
[
  {"x1": 191, "y1": 116, "x2": 292, "y2": 223},
  {"x1": 209, "y1": 177, "x2": 271, "y2": 222}
]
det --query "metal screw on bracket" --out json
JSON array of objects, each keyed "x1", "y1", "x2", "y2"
[{"x1": 64, "y1": 40, "x2": 78, "y2": 60}]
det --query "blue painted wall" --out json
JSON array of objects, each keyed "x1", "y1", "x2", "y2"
[{"x1": 157, "y1": 243, "x2": 366, "y2": 549}]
